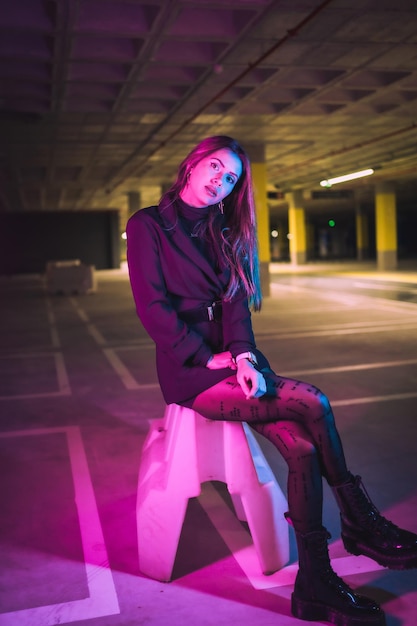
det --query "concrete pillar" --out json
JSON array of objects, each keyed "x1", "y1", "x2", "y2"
[
  {"x1": 375, "y1": 182, "x2": 397, "y2": 271},
  {"x1": 355, "y1": 204, "x2": 369, "y2": 260},
  {"x1": 161, "y1": 182, "x2": 172, "y2": 195},
  {"x1": 127, "y1": 191, "x2": 140, "y2": 216},
  {"x1": 286, "y1": 190, "x2": 307, "y2": 265},
  {"x1": 247, "y1": 144, "x2": 270, "y2": 297},
  {"x1": 139, "y1": 186, "x2": 162, "y2": 208}
]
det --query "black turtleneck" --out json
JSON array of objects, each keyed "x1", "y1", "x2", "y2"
[
  {"x1": 176, "y1": 197, "x2": 211, "y2": 234},
  {"x1": 176, "y1": 198, "x2": 227, "y2": 280}
]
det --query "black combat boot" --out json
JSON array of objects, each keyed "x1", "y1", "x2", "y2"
[
  {"x1": 333, "y1": 473, "x2": 417, "y2": 570},
  {"x1": 292, "y1": 528, "x2": 385, "y2": 625}
]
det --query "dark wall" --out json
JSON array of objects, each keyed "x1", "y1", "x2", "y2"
[{"x1": 0, "y1": 210, "x2": 120, "y2": 275}]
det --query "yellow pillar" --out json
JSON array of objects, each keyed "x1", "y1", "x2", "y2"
[
  {"x1": 375, "y1": 182, "x2": 397, "y2": 271},
  {"x1": 286, "y1": 190, "x2": 307, "y2": 265},
  {"x1": 355, "y1": 205, "x2": 369, "y2": 260},
  {"x1": 248, "y1": 144, "x2": 270, "y2": 297}
]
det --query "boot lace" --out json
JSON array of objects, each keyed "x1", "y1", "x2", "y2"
[
  {"x1": 352, "y1": 475, "x2": 399, "y2": 537},
  {"x1": 311, "y1": 532, "x2": 355, "y2": 592}
]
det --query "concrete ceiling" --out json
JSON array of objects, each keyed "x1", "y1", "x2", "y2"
[{"x1": 1, "y1": 0, "x2": 417, "y2": 214}]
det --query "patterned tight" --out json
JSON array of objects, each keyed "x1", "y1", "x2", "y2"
[{"x1": 190, "y1": 369, "x2": 349, "y2": 533}]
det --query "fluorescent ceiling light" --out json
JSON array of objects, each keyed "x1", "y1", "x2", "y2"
[{"x1": 320, "y1": 168, "x2": 374, "y2": 187}]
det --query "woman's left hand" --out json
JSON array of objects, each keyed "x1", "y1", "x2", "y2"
[
  {"x1": 236, "y1": 359, "x2": 267, "y2": 399},
  {"x1": 206, "y1": 351, "x2": 237, "y2": 370}
]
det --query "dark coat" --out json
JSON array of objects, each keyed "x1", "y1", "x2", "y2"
[{"x1": 126, "y1": 197, "x2": 269, "y2": 404}]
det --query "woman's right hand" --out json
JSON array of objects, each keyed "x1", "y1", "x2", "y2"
[
  {"x1": 236, "y1": 358, "x2": 267, "y2": 399},
  {"x1": 206, "y1": 351, "x2": 237, "y2": 370}
]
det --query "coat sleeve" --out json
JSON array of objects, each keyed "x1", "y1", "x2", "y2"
[{"x1": 126, "y1": 212, "x2": 212, "y2": 367}]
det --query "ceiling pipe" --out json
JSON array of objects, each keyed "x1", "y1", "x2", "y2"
[
  {"x1": 274, "y1": 122, "x2": 417, "y2": 178},
  {"x1": 104, "y1": 0, "x2": 335, "y2": 194},
  {"x1": 155, "y1": 0, "x2": 335, "y2": 139}
]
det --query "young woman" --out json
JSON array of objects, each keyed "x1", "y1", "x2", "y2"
[{"x1": 127, "y1": 135, "x2": 417, "y2": 626}]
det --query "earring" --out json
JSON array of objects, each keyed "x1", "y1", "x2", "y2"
[{"x1": 219, "y1": 200, "x2": 224, "y2": 214}]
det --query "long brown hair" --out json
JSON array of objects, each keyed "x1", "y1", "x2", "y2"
[{"x1": 160, "y1": 136, "x2": 262, "y2": 310}]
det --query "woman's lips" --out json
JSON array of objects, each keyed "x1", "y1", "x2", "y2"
[{"x1": 205, "y1": 185, "x2": 217, "y2": 198}]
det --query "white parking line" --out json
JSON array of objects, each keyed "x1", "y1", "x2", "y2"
[
  {"x1": 69, "y1": 298, "x2": 107, "y2": 346},
  {"x1": 285, "y1": 357, "x2": 417, "y2": 377},
  {"x1": 331, "y1": 391, "x2": 417, "y2": 407},
  {"x1": 0, "y1": 427, "x2": 119, "y2": 626},
  {"x1": 0, "y1": 353, "x2": 71, "y2": 400},
  {"x1": 257, "y1": 321, "x2": 417, "y2": 340},
  {"x1": 55, "y1": 352, "x2": 71, "y2": 395},
  {"x1": 353, "y1": 282, "x2": 417, "y2": 293},
  {"x1": 45, "y1": 298, "x2": 61, "y2": 349},
  {"x1": 102, "y1": 348, "x2": 141, "y2": 390}
]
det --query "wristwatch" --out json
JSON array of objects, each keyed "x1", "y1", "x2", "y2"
[{"x1": 234, "y1": 351, "x2": 258, "y2": 366}]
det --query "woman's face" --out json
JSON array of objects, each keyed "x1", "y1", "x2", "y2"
[{"x1": 180, "y1": 148, "x2": 243, "y2": 208}]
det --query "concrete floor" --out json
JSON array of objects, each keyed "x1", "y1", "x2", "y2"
[{"x1": 1, "y1": 260, "x2": 417, "y2": 626}]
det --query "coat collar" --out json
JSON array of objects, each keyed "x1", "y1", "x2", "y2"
[{"x1": 157, "y1": 195, "x2": 223, "y2": 289}]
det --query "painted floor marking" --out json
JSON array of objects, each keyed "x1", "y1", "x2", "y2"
[
  {"x1": 54, "y1": 352, "x2": 71, "y2": 395},
  {"x1": 102, "y1": 348, "x2": 142, "y2": 389},
  {"x1": 0, "y1": 426, "x2": 119, "y2": 626},
  {"x1": 68, "y1": 298, "x2": 157, "y2": 388},
  {"x1": 331, "y1": 390, "x2": 417, "y2": 407},
  {"x1": 257, "y1": 321, "x2": 417, "y2": 341},
  {"x1": 52, "y1": 284, "x2": 417, "y2": 403},
  {"x1": 100, "y1": 351, "x2": 417, "y2": 401},
  {"x1": 0, "y1": 353, "x2": 71, "y2": 400},
  {"x1": 285, "y1": 359, "x2": 417, "y2": 407},
  {"x1": 271, "y1": 282, "x2": 417, "y2": 314},
  {"x1": 113, "y1": 341, "x2": 155, "y2": 351},
  {"x1": 271, "y1": 282, "x2": 367, "y2": 307},
  {"x1": 45, "y1": 298, "x2": 61, "y2": 349},
  {"x1": 199, "y1": 482, "x2": 385, "y2": 591},
  {"x1": 285, "y1": 357, "x2": 417, "y2": 377},
  {"x1": 353, "y1": 282, "x2": 417, "y2": 293},
  {"x1": 69, "y1": 298, "x2": 107, "y2": 346},
  {"x1": 86, "y1": 323, "x2": 107, "y2": 346}
]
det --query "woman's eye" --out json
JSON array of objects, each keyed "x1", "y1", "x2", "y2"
[
  {"x1": 210, "y1": 161, "x2": 219, "y2": 170},
  {"x1": 226, "y1": 175, "x2": 235, "y2": 184}
]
